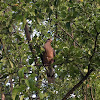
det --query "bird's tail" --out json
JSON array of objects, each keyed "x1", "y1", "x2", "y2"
[{"x1": 47, "y1": 67, "x2": 55, "y2": 83}]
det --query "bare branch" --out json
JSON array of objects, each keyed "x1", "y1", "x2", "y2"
[{"x1": 62, "y1": 69, "x2": 93, "y2": 100}]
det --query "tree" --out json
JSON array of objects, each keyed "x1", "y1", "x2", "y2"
[{"x1": 0, "y1": 0, "x2": 100, "y2": 100}]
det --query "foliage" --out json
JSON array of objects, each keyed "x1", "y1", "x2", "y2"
[{"x1": 0, "y1": 0, "x2": 100, "y2": 100}]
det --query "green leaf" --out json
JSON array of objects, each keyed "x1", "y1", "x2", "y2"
[
  {"x1": 18, "y1": 67, "x2": 27, "y2": 78},
  {"x1": 9, "y1": 60, "x2": 14, "y2": 68},
  {"x1": 66, "y1": 22, "x2": 70, "y2": 29},
  {"x1": 18, "y1": 41, "x2": 24, "y2": 45},
  {"x1": 15, "y1": 14, "x2": 23, "y2": 21},
  {"x1": 25, "y1": 79, "x2": 30, "y2": 87},
  {"x1": 20, "y1": 95, "x2": 24, "y2": 100},
  {"x1": 46, "y1": 7, "x2": 52, "y2": 17},
  {"x1": 54, "y1": 0, "x2": 60, "y2": 7},
  {"x1": 39, "y1": 93, "x2": 45, "y2": 99},
  {"x1": 29, "y1": 58, "x2": 34, "y2": 65},
  {"x1": 14, "y1": 34, "x2": 22, "y2": 41},
  {"x1": 35, "y1": 9, "x2": 37, "y2": 14},
  {"x1": 12, "y1": 87, "x2": 20, "y2": 100},
  {"x1": 61, "y1": 11, "x2": 66, "y2": 18},
  {"x1": 12, "y1": 6, "x2": 17, "y2": 11},
  {"x1": 27, "y1": 78, "x2": 37, "y2": 91},
  {"x1": 12, "y1": 85, "x2": 26, "y2": 100}
]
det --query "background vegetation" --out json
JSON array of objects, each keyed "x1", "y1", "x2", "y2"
[{"x1": 0, "y1": 0, "x2": 100, "y2": 100}]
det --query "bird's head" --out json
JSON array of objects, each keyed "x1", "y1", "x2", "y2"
[{"x1": 46, "y1": 38, "x2": 52, "y2": 43}]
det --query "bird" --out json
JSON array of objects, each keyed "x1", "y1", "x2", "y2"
[{"x1": 40, "y1": 38, "x2": 55, "y2": 83}]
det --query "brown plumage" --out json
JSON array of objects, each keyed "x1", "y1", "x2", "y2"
[{"x1": 41, "y1": 39, "x2": 55, "y2": 83}]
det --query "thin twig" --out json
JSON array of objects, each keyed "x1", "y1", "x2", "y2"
[
  {"x1": 58, "y1": 24, "x2": 82, "y2": 48},
  {"x1": 90, "y1": 87, "x2": 95, "y2": 100}
]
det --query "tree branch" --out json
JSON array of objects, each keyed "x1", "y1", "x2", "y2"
[
  {"x1": 58, "y1": 24, "x2": 82, "y2": 48},
  {"x1": 88, "y1": 25, "x2": 99, "y2": 71},
  {"x1": 62, "y1": 69, "x2": 93, "y2": 100},
  {"x1": 62, "y1": 24, "x2": 99, "y2": 100},
  {"x1": 24, "y1": 23, "x2": 40, "y2": 100},
  {"x1": 24, "y1": 23, "x2": 35, "y2": 56},
  {"x1": 54, "y1": 9, "x2": 58, "y2": 45},
  {"x1": 90, "y1": 87, "x2": 95, "y2": 100}
]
